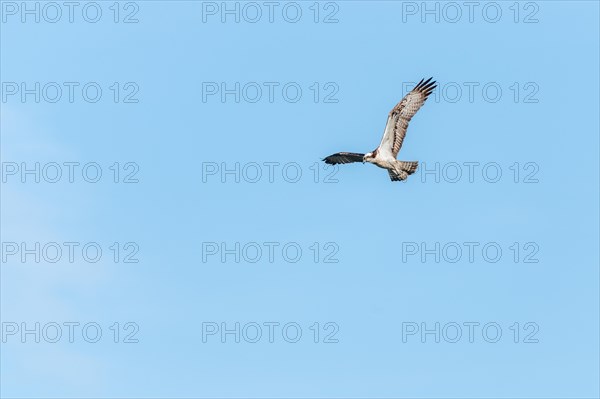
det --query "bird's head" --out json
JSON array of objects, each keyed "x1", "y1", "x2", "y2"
[{"x1": 363, "y1": 152, "x2": 374, "y2": 164}]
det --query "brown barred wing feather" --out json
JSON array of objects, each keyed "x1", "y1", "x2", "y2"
[{"x1": 387, "y1": 77, "x2": 436, "y2": 157}]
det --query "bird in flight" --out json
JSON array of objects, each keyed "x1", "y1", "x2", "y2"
[{"x1": 323, "y1": 78, "x2": 436, "y2": 181}]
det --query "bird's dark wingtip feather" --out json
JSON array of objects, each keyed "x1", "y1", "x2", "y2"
[{"x1": 414, "y1": 77, "x2": 436, "y2": 93}]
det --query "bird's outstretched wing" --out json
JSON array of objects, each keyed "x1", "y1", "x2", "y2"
[
  {"x1": 323, "y1": 152, "x2": 365, "y2": 165},
  {"x1": 376, "y1": 77, "x2": 436, "y2": 158}
]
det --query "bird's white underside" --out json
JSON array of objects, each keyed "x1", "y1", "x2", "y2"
[{"x1": 376, "y1": 115, "x2": 397, "y2": 160}]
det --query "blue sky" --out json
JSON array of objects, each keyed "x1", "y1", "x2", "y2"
[{"x1": 1, "y1": 1, "x2": 599, "y2": 398}]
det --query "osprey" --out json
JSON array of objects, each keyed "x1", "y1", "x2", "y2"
[{"x1": 323, "y1": 77, "x2": 436, "y2": 181}]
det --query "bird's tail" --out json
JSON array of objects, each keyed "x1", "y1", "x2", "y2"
[
  {"x1": 398, "y1": 161, "x2": 418, "y2": 174},
  {"x1": 389, "y1": 161, "x2": 418, "y2": 181}
]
